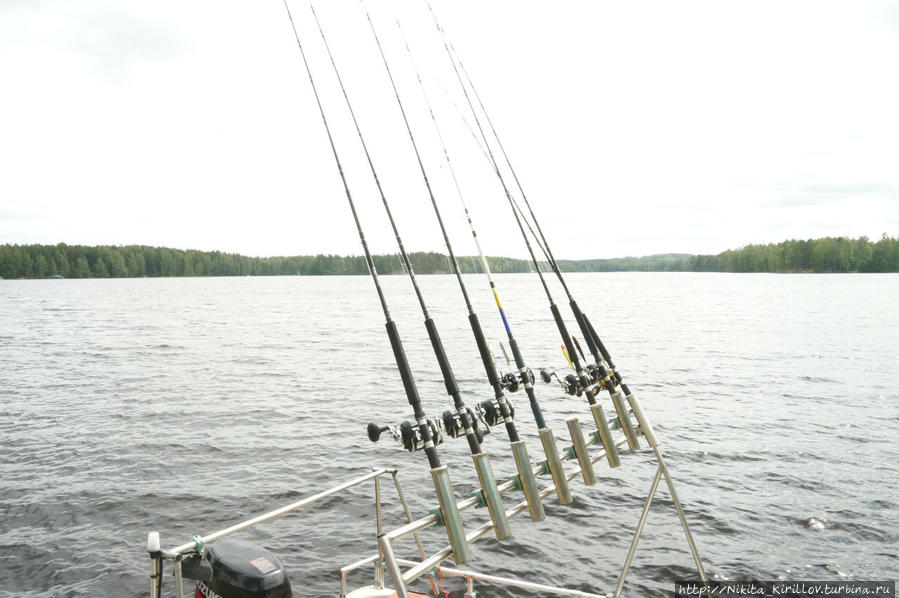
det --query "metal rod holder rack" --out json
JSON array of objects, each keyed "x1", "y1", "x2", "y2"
[{"x1": 147, "y1": 400, "x2": 707, "y2": 598}]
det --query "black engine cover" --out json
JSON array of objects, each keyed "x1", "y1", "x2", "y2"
[{"x1": 196, "y1": 539, "x2": 291, "y2": 598}]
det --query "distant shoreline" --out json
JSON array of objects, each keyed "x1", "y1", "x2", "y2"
[{"x1": 1, "y1": 235, "x2": 896, "y2": 278}]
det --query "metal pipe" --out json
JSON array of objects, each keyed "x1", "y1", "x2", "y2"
[
  {"x1": 626, "y1": 393, "x2": 659, "y2": 448},
  {"x1": 591, "y1": 403, "x2": 621, "y2": 468},
  {"x1": 434, "y1": 564, "x2": 609, "y2": 598},
  {"x1": 431, "y1": 465, "x2": 471, "y2": 564},
  {"x1": 387, "y1": 434, "x2": 630, "y2": 547},
  {"x1": 173, "y1": 558, "x2": 184, "y2": 598},
  {"x1": 169, "y1": 469, "x2": 388, "y2": 554},
  {"x1": 655, "y1": 447, "x2": 708, "y2": 585},
  {"x1": 340, "y1": 554, "x2": 381, "y2": 598},
  {"x1": 374, "y1": 473, "x2": 385, "y2": 589},
  {"x1": 380, "y1": 532, "x2": 410, "y2": 598},
  {"x1": 392, "y1": 437, "x2": 635, "y2": 589},
  {"x1": 539, "y1": 427, "x2": 572, "y2": 504},
  {"x1": 511, "y1": 440, "x2": 545, "y2": 522},
  {"x1": 615, "y1": 464, "x2": 664, "y2": 597},
  {"x1": 584, "y1": 437, "x2": 628, "y2": 473},
  {"x1": 567, "y1": 418, "x2": 596, "y2": 486},
  {"x1": 610, "y1": 391, "x2": 640, "y2": 450},
  {"x1": 472, "y1": 452, "x2": 512, "y2": 540},
  {"x1": 147, "y1": 532, "x2": 162, "y2": 598},
  {"x1": 390, "y1": 471, "x2": 429, "y2": 562},
  {"x1": 149, "y1": 554, "x2": 161, "y2": 598},
  {"x1": 392, "y1": 471, "x2": 441, "y2": 598}
]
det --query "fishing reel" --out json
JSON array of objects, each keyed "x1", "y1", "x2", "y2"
[
  {"x1": 499, "y1": 368, "x2": 534, "y2": 393},
  {"x1": 441, "y1": 406, "x2": 488, "y2": 444},
  {"x1": 477, "y1": 397, "x2": 515, "y2": 427},
  {"x1": 539, "y1": 368, "x2": 601, "y2": 397},
  {"x1": 367, "y1": 417, "x2": 444, "y2": 453},
  {"x1": 585, "y1": 363, "x2": 605, "y2": 385}
]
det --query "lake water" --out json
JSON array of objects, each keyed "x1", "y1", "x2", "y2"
[{"x1": 1, "y1": 273, "x2": 897, "y2": 597}]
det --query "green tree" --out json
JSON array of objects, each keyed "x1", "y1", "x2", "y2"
[
  {"x1": 106, "y1": 249, "x2": 127, "y2": 277},
  {"x1": 93, "y1": 257, "x2": 109, "y2": 278},
  {"x1": 74, "y1": 257, "x2": 91, "y2": 278},
  {"x1": 34, "y1": 254, "x2": 48, "y2": 278}
]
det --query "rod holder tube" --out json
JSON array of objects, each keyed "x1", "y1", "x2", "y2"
[
  {"x1": 430, "y1": 466, "x2": 471, "y2": 565},
  {"x1": 590, "y1": 404, "x2": 620, "y2": 468},
  {"x1": 611, "y1": 391, "x2": 640, "y2": 450},
  {"x1": 566, "y1": 418, "x2": 596, "y2": 485},
  {"x1": 510, "y1": 440, "x2": 545, "y2": 522},
  {"x1": 539, "y1": 427, "x2": 572, "y2": 505},
  {"x1": 472, "y1": 452, "x2": 512, "y2": 540},
  {"x1": 626, "y1": 393, "x2": 659, "y2": 448}
]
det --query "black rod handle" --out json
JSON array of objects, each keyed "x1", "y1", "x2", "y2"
[
  {"x1": 550, "y1": 303, "x2": 589, "y2": 389},
  {"x1": 425, "y1": 317, "x2": 460, "y2": 399},
  {"x1": 469, "y1": 313, "x2": 501, "y2": 388},
  {"x1": 385, "y1": 319, "x2": 440, "y2": 469}
]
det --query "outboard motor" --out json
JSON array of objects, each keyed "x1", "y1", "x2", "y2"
[{"x1": 191, "y1": 539, "x2": 292, "y2": 598}]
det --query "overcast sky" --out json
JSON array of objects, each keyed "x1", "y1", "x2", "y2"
[{"x1": 2, "y1": 1, "x2": 898, "y2": 260}]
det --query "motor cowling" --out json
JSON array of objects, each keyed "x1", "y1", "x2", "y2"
[{"x1": 195, "y1": 540, "x2": 291, "y2": 598}]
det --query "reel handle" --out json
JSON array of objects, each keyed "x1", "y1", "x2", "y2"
[{"x1": 367, "y1": 422, "x2": 390, "y2": 442}]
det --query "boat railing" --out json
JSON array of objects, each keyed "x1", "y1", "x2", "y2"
[
  {"x1": 148, "y1": 398, "x2": 708, "y2": 598},
  {"x1": 147, "y1": 467, "x2": 428, "y2": 598}
]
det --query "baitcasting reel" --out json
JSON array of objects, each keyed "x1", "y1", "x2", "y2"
[
  {"x1": 367, "y1": 417, "x2": 444, "y2": 453},
  {"x1": 478, "y1": 397, "x2": 516, "y2": 427},
  {"x1": 441, "y1": 406, "x2": 488, "y2": 444},
  {"x1": 539, "y1": 367, "x2": 602, "y2": 397},
  {"x1": 585, "y1": 363, "x2": 604, "y2": 385},
  {"x1": 499, "y1": 368, "x2": 535, "y2": 393}
]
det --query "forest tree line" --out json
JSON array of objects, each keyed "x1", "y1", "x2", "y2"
[
  {"x1": 1, "y1": 235, "x2": 897, "y2": 279},
  {"x1": 560, "y1": 235, "x2": 899, "y2": 273},
  {"x1": 0, "y1": 244, "x2": 536, "y2": 279}
]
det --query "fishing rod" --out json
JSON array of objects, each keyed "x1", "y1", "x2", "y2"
[
  {"x1": 370, "y1": 15, "x2": 550, "y2": 523},
  {"x1": 281, "y1": 0, "x2": 471, "y2": 564},
  {"x1": 451, "y1": 47, "x2": 712, "y2": 583},
  {"x1": 394, "y1": 19, "x2": 595, "y2": 504},
  {"x1": 306, "y1": 0, "x2": 513, "y2": 541},
  {"x1": 452, "y1": 53, "x2": 642, "y2": 452},
  {"x1": 397, "y1": 25, "x2": 538, "y2": 403},
  {"x1": 425, "y1": 0, "x2": 624, "y2": 469}
]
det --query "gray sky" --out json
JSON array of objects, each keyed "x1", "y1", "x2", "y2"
[{"x1": 2, "y1": 1, "x2": 898, "y2": 260}]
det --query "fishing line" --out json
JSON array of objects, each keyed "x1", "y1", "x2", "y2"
[
  {"x1": 424, "y1": 0, "x2": 593, "y2": 397},
  {"x1": 308, "y1": 0, "x2": 488, "y2": 457},
  {"x1": 436, "y1": 11, "x2": 641, "y2": 448},
  {"x1": 420, "y1": 0, "x2": 593, "y2": 502},
  {"x1": 456, "y1": 46, "x2": 639, "y2": 406},
  {"x1": 333, "y1": 0, "x2": 520, "y2": 536},
  {"x1": 362, "y1": 6, "x2": 552, "y2": 524},
  {"x1": 396, "y1": 19, "x2": 549, "y2": 434},
  {"x1": 285, "y1": 0, "x2": 475, "y2": 563},
  {"x1": 280, "y1": 0, "x2": 445, "y2": 468}
]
